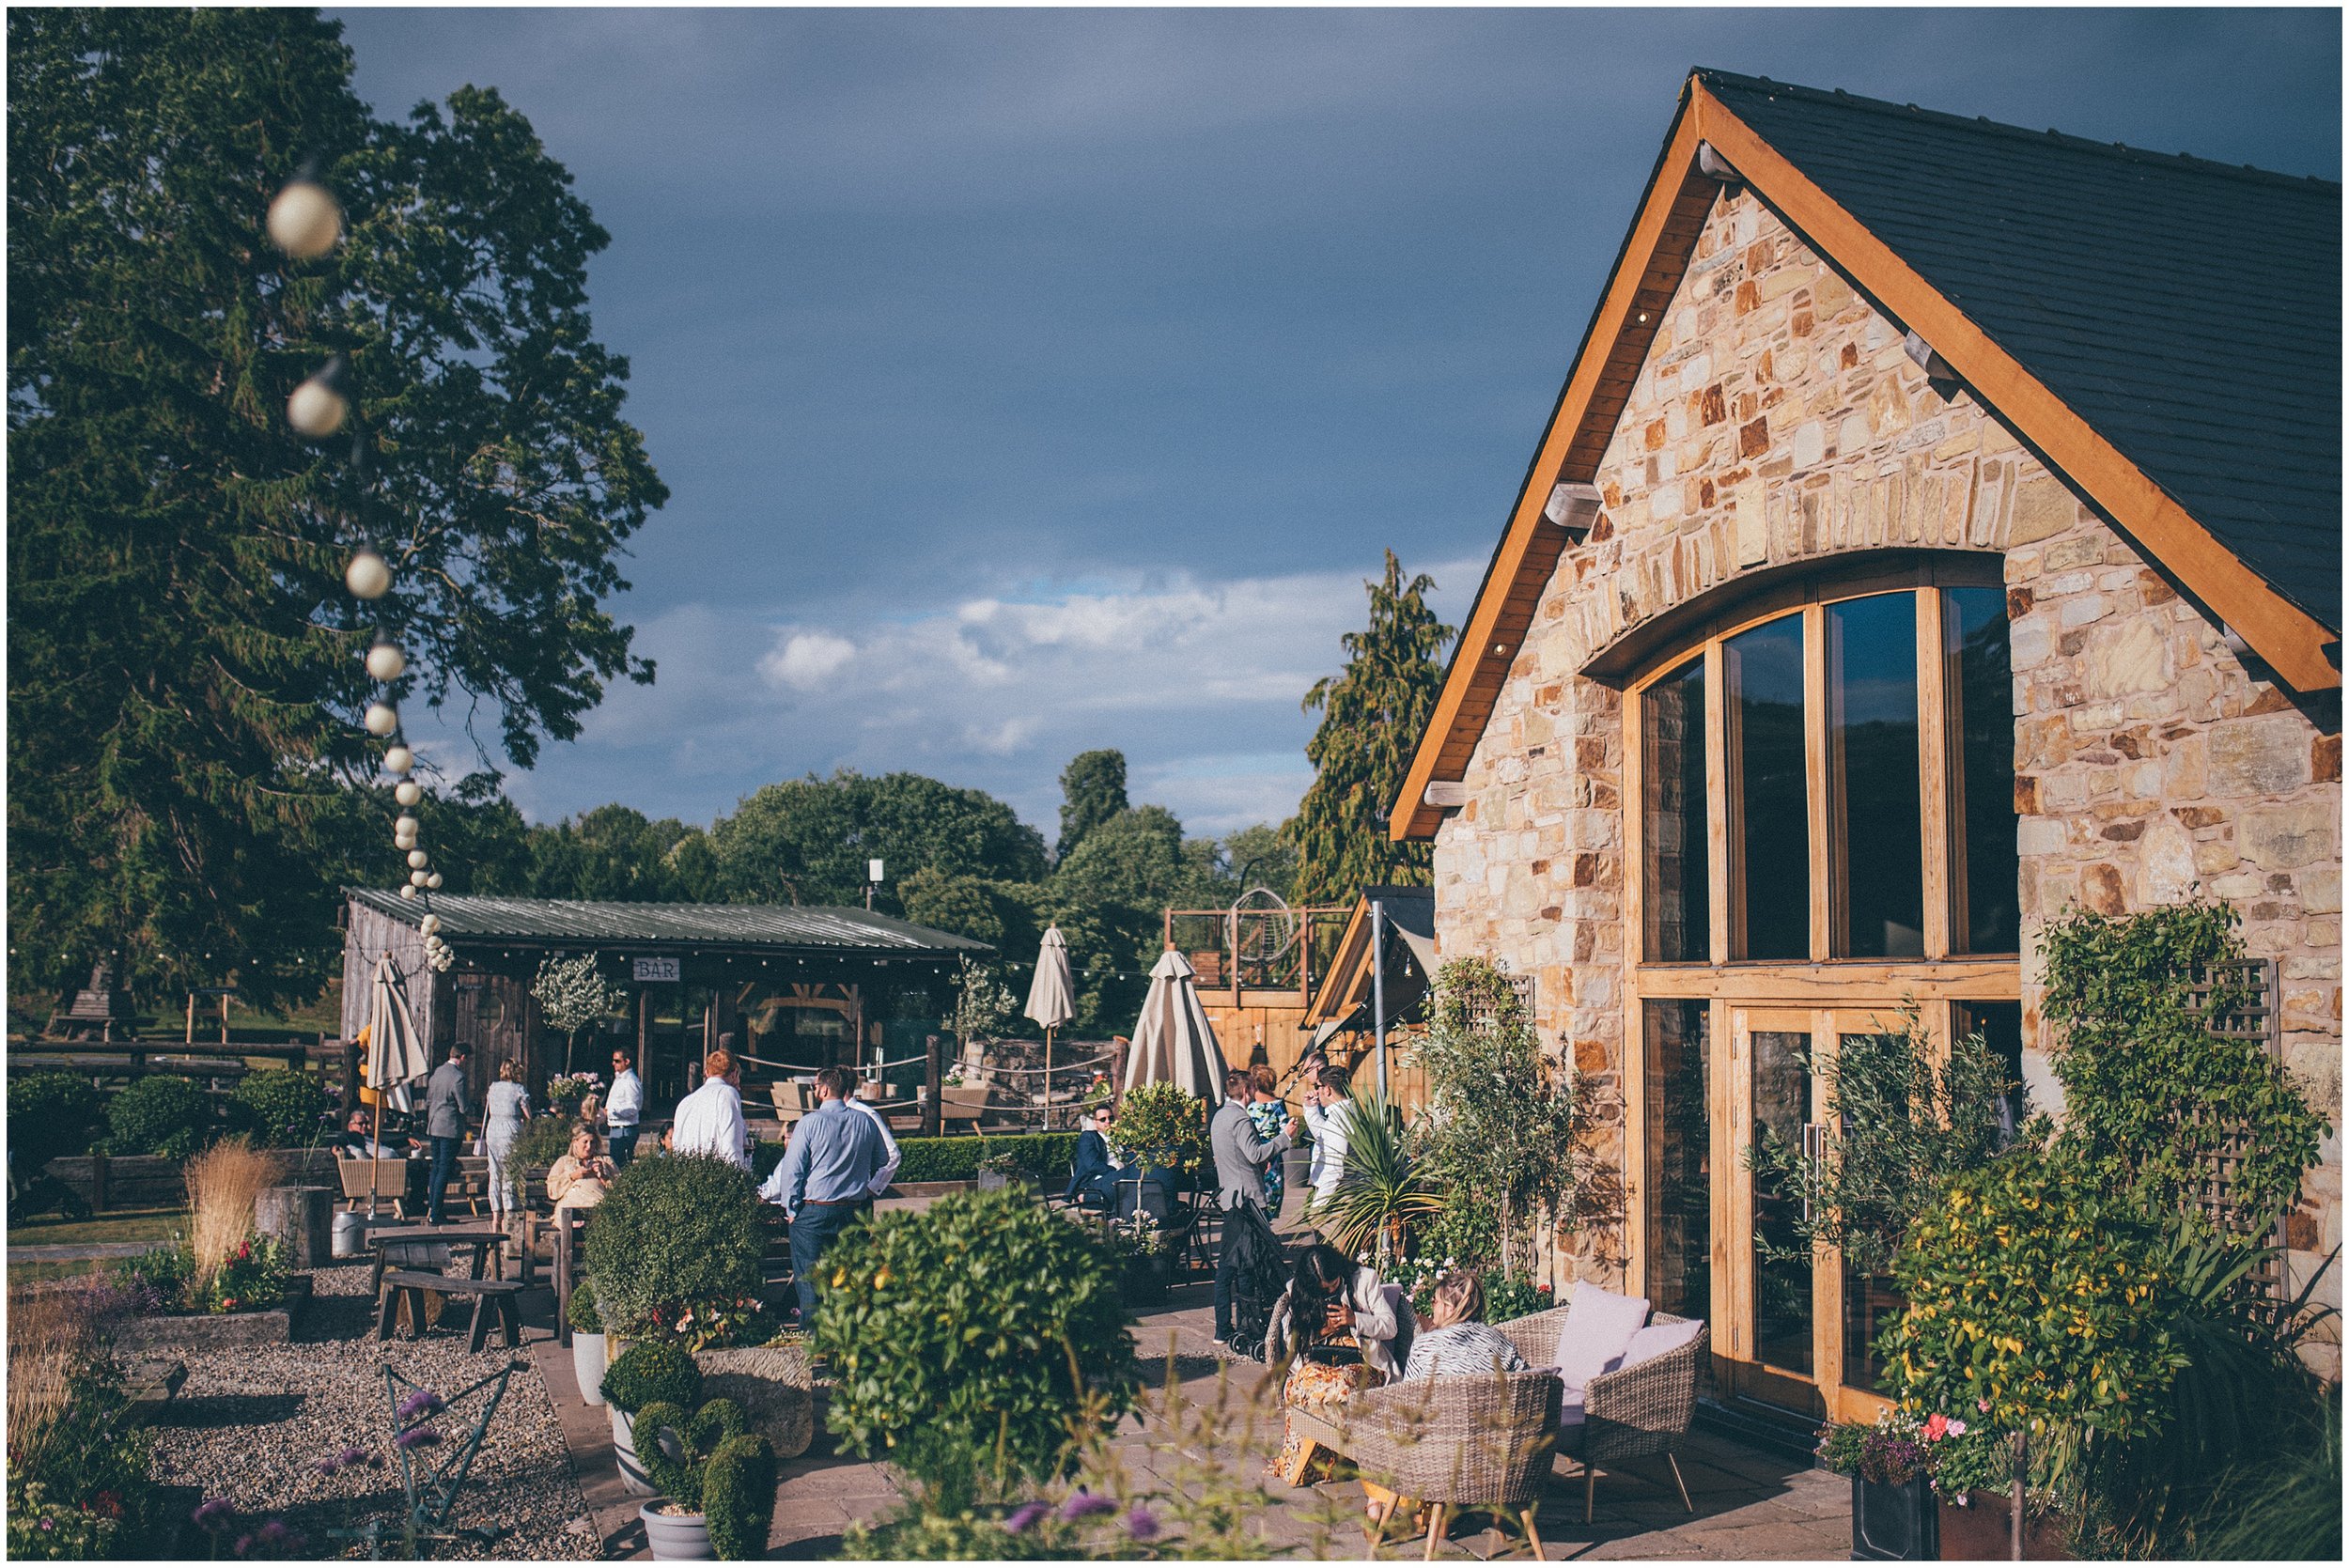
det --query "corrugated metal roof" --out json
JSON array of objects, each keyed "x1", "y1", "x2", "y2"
[
  {"x1": 1699, "y1": 70, "x2": 2342, "y2": 631},
  {"x1": 344, "y1": 888, "x2": 989, "y2": 956}
]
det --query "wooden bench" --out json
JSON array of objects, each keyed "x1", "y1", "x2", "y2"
[{"x1": 376, "y1": 1269, "x2": 525, "y2": 1353}]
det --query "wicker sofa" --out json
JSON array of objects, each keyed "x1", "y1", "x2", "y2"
[{"x1": 1285, "y1": 1296, "x2": 1709, "y2": 1556}]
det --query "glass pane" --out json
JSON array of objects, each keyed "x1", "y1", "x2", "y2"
[
  {"x1": 1642, "y1": 658, "x2": 1711, "y2": 962},
  {"x1": 1725, "y1": 616, "x2": 1810, "y2": 960},
  {"x1": 1751, "y1": 1029, "x2": 1813, "y2": 1374},
  {"x1": 1643, "y1": 1001, "x2": 1712, "y2": 1322},
  {"x1": 1843, "y1": 1264, "x2": 1902, "y2": 1393},
  {"x1": 1956, "y1": 1000, "x2": 2027, "y2": 1149},
  {"x1": 1947, "y1": 587, "x2": 2020, "y2": 953},
  {"x1": 1828, "y1": 593, "x2": 1924, "y2": 957}
]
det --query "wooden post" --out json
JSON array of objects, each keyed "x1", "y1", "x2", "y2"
[
  {"x1": 185, "y1": 993, "x2": 195, "y2": 1047},
  {"x1": 924, "y1": 1032, "x2": 942, "y2": 1137},
  {"x1": 89, "y1": 1153, "x2": 110, "y2": 1216},
  {"x1": 2010, "y1": 1432, "x2": 2025, "y2": 1560},
  {"x1": 220, "y1": 992, "x2": 230, "y2": 1048},
  {"x1": 341, "y1": 1035, "x2": 362, "y2": 1116}
]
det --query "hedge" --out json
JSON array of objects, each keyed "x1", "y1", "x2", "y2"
[{"x1": 752, "y1": 1132, "x2": 1078, "y2": 1188}]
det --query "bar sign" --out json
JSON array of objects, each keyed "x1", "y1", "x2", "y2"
[{"x1": 632, "y1": 956, "x2": 680, "y2": 983}]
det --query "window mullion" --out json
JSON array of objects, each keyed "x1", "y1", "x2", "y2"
[
  {"x1": 1704, "y1": 640, "x2": 1730, "y2": 966},
  {"x1": 1804, "y1": 602, "x2": 1830, "y2": 962},
  {"x1": 1916, "y1": 589, "x2": 1953, "y2": 959}
]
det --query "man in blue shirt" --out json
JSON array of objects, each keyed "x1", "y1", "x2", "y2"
[{"x1": 761, "y1": 1065, "x2": 887, "y2": 1327}]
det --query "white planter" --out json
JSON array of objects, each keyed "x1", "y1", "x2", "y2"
[
  {"x1": 640, "y1": 1500, "x2": 712, "y2": 1560},
  {"x1": 573, "y1": 1331, "x2": 608, "y2": 1408},
  {"x1": 610, "y1": 1407, "x2": 654, "y2": 1496}
]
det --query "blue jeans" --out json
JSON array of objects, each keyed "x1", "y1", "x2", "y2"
[
  {"x1": 608, "y1": 1125, "x2": 638, "y2": 1171},
  {"x1": 427, "y1": 1135, "x2": 460, "y2": 1224},
  {"x1": 789, "y1": 1201, "x2": 863, "y2": 1325}
]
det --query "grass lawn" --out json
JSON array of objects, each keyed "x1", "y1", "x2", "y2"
[
  {"x1": 8, "y1": 1258, "x2": 120, "y2": 1284},
  {"x1": 8, "y1": 1207, "x2": 189, "y2": 1250}
]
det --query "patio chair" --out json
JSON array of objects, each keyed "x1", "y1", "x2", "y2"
[
  {"x1": 1499, "y1": 1300, "x2": 1709, "y2": 1522},
  {"x1": 336, "y1": 1157, "x2": 418, "y2": 1218}
]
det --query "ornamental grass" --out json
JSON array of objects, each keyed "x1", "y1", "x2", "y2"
[
  {"x1": 7, "y1": 1282, "x2": 91, "y2": 1477},
  {"x1": 185, "y1": 1137, "x2": 277, "y2": 1289}
]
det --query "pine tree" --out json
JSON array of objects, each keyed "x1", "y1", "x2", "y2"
[
  {"x1": 1290, "y1": 552, "x2": 1455, "y2": 906},
  {"x1": 1055, "y1": 749, "x2": 1128, "y2": 862},
  {"x1": 8, "y1": 9, "x2": 664, "y2": 1001}
]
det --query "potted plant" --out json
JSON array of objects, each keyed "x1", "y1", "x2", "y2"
[
  {"x1": 632, "y1": 1397, "x2": 764, "y2": 1560},
  {"x1": 583, "y1": 1152, "x2": 767, "y2": 1346},
  {"x1": 1102, "y1": 1213, "x2": 1171, "y2": 1303},
  {"x1": 569, "y1": 1285, "x2": 608, "y2": 1408},
  {"x1": 601, "y1": 1340, "x2": 703, "y2": 1497},
  {"x1": 976, "y1": 1149, "x2": 1021, "y2": 1192},
  {"x1": 1819, "y1": 1413, "x2": 1943, "y2": 1560}
]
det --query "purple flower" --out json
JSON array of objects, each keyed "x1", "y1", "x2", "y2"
[
  {"x1": 396, "y1": 1389, "x2": 444, "y2": 1420},
  {"x1": 257, "y1": 1520, "x2": 289, "y2": 1545},
  {"x1": 1003, "y1": 1501, "x2": 1050, "y2": 1534},
  {"x1": 1058, "y1": 1490, "x2": 1115, "y2": 1522},
  {"x1": 339, "y1": 1447, "x2": 369, "y2": 1467},
  {"x1": 192, "y1": 1498, "x2": 235, "y2": 1530},
  {"x1": 231, "y1": 1534, "x2": 254, "y2": 1557},
  {"x1": 395, "y1": 1426, "x2": 442, "y2": 1450},
  {"x1": 1123, "y1": 1506, "x2": 1159, "y2": 1540},
  {"x1": 312, "y1": 1456, "x2": 340, "y2": 1477}
]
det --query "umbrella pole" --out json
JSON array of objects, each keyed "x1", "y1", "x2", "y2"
[
  {"x1": 368, "y1": 1089, "x2": 382, "y2": 1222},
  {"x1": 1043, "y1": 1025, "x2": 1054, "y2": 1133}
]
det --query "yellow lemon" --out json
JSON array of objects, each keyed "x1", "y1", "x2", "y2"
[
  {"x1": 832, "y1": 1267, "x2": 848, "y2": 1289},
  {"x1": 873, "y1": 1267, "x2": 893, "y2": 1290}
]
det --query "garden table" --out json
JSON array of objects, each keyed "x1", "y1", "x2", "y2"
[{"x1": 365, "y1": 1222, "x2": 509, "y2": 1299}]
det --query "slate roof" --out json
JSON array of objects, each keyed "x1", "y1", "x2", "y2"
[
  {"x1": 345, "y1": 888, "x2": 989, "y2": 957},
  {"x1": 1698, "y1": 70, "x2": 2341, "y2": 630}
]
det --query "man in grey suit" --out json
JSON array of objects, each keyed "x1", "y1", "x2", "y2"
[
  {"x1": 424, "y1": 1043, "x2": 474, "y2": 1224},
  {"x1": 1209, "y1": 1066, "x2": 1298, "y2": 1347}
]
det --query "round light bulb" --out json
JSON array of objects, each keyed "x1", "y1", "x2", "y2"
[
  {"x1": 394, "y1": 780, "x2": 422, "y2": 807},
  {"x1": 395, "y1": 815, "x2": 419, "y2": 836},
  {"x1": 363, "y1": 703, "x2": 397, "y2": 737},
  {"x1": 346, "y1": 551, "x2": 391, "y2": 600},
  {"x1": 427, "y1": 872, "x2": 443, "y2": 890},
  {"x1": 287, "y1": 377, "x2": 348, "y2": 438},
  {"x1": 395, "y1": 839, "x2": 416, "y2": 858},
  {"x1": 419, "y1": 914, "x2": 441, "y2": 936},
  {"x1": 399, "y1": 884, "x2": 417, "y2": 900},
  {"x1": 410, "y1": 869, "x2": 429, "y2": 888},
  {"x1": 267, "y1": 179, "x2": 343, "y2": 258},
  {"x1": 407, "y1": 849, "x2": 429, "y2": 870},
  {"x1": 366, "y1": 642, "x2": 407, "y2": 682},
  {"x1": 383, "y1": 744, "x2": 414, "y2": 774}
]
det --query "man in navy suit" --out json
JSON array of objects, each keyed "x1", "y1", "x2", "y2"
[{"x1": 1065, "y1": 1102, "x2": 1122, "y2": 1207}]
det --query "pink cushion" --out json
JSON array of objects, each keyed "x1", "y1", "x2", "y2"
[
  {"x1": 1555, "y1": 1284, "x2": 1650, "y2": 1390},
  {"x1": 1617, "y1": 1316, "x2": 1704, "y2": 1371}
]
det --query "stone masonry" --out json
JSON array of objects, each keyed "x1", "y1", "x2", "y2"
[{"x1": 1429, "y1": 188, "x2": 2342, "y2": 1336}]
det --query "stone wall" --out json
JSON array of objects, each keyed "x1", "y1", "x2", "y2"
[{"x1": 1429, "y1": 186, "x2": 2341, "y2": 1312}]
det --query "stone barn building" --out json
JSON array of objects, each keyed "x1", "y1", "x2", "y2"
[{"x1": 1389, "y1": 70, "x2": 2341, "y2": 1422}]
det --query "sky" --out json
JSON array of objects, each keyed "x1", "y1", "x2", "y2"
[{"x1": 332, "y1": 6, "x2": 2342, "y2": 841}]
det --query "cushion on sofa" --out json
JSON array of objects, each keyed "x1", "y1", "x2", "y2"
[
  {"x1": 1554, "y1": 1284, "x2": 1651, "y2": 1389},
  {"x1": 1616, "y1": 1316, "x2": 1704, "y2": 1372}
]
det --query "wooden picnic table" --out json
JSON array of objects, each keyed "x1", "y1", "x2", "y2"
[{"x1": 363, "y1": 1221, "x2": 509, "y2": 1299}]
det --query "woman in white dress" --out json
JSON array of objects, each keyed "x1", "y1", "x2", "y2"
[{"x1": 482, "y1": 1061, "x2": 532, "y2": 1231}]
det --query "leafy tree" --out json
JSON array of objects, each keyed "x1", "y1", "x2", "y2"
[
  {"x1": 518, "y1": 804, "x2": 719, "y2": 903},
  {"x1": 1219, "y1": 823, "x2": 1297, "y2": 901},
  {"x1": 1055, "y1": 749, "x2": 1128, "y2": 862},
  {"x1": 1290, "y1": 551, "x2": 1454, "y2": 907},
  {"x1": 8, "y1": 8, "x2": 662, "y2": 1003},
  {"x1": 1048, "y1": 806, "x2": 1193, "y2": 1031},
  {"x1": 711, "y1": 769, "x2": 1046, "y2": 913},
  {"x1": 899, "y1": 868, "x2": 1041, "y2": 955}
]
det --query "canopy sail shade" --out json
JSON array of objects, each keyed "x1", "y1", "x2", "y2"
[{"x1": 1123, "y1": 948, "x2": 1230, "y2": 1105}]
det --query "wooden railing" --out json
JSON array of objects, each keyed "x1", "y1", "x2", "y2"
[{"x1": 1161, "y1": 905, "x2": 1351, "y2": 1001}]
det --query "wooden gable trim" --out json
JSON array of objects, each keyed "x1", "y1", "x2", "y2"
[
  {"x1": 1392, "y1": 74, "x2": 2341, "y2": 844},
  {"x1": 1301, "y1": 895, "x2": 1377, "y2": 1028}
]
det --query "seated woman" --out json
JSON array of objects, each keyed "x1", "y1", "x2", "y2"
[
  {"x1": 1399, "y1": 1271, "x2": 1528, "y2": 1382},
  {"x1": 546, "y1": 1125, "x2": 617, "y2": 1213},
  {"x1": 1065, "y1": 1103, "x2": 1122, "y2": 1208},
  {"x1": 1266, "y1": 1243, "x2": 1417, "y2": 1484}
]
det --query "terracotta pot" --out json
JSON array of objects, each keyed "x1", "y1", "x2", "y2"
[{"x1": 640, "y1": 1500, "x2": 711, "y2": 1560}]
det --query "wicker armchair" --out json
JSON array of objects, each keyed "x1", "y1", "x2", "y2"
[
  {"x1": 1499, "y1": 1305, "x2": 1709, "y2": 1522},
  {"x1": 1316, "y1": 1363, "x2": 1564, "y2": 1560}
]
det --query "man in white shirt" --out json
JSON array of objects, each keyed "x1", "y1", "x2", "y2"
[
  {"x1": 669, "y1": 1048, "x2": 751, "y2": 1171},
  {"x1": 605, "y1": 1048, "x2": 645, "y2": 1169},
  {"x1": 1301, "y1": 1063, "x2": 1354, "y2": 1213}
]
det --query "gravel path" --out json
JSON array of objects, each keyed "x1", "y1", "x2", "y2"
[{"x1": 144, "y1": 1263, "x2": 600, "y2": 1560}]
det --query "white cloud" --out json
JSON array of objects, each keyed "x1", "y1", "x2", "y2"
[{"x1": 759, "y1": 630, "x2": 857, "y2": 691}]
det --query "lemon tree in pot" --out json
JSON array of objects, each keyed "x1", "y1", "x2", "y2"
[
  {"x1": 601, "y1": 1340, "x2": 702, "y2": 1497},
  {"x1": 632, "y1": 1397, "x2": 776, "y2": 1560}
]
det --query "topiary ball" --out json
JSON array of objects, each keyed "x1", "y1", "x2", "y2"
[
  {"x1": 600, "y1": 1337, "x2": 703, "y2": 1415},
  {"x1": 230, "y1": 1068, "x2": 329, "y2": 1149},
  {"x1": 8, "y1": 1072, "x2": 106, "y2": 1172},
  {"x1": 583, "y1": 1154, "x2": 767, "y2": 1340},
  {"x1": 812, "y1": 1186, "x2": 1137, "y2": 1489}
]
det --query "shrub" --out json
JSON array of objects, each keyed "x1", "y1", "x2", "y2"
[
  {"x1": 813, "y1": 1187, "x2": 1137, "y2": 1491},
  {"x1": 106, "y1": 1075, "x2": 209, "y2": 1158},
  {"x1": 512, "y1": 1113, "x2": 578, "y2": 1174},
  {"x1": 583, "y1": 1153, "x2": 766, "y2": 1339},
  {"x1": 893, "y1": 1137, "x2": 980, "y2": 1184},
  {"x1": 567, "y1": 1285, "x2": 602, "y2": 1336},
  {"x1": 632, "y1": 1397, "x2": 748, "y2": 1511},
  {"x1": 1882, "y1": 1139, "x2": 2183, "y2": 1448},
  {"x1": 228, "y1": 1070, "x2": 328, "y2": 1149},
  {"x1": 600, "y1": 1339, "x2": 702, "y2": 1415},
  {"x1": 5, "y1": 1357, "x2": 151, "y2": 1560},
  {"x1": 848, "y1": 1133, "x2": 1079, "y2": 1188},
  {"x1": 1107, "y1": 1083, "x2": 1206, "y2": 1175},
  {"x1": 8, "y1": 1073, "x2": 105, "y2": 1172},
  {"x1": 703, "y1": 1432, "x2": 779, "y2": 1560}
]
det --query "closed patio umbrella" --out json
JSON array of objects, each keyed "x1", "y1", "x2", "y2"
[
  {"x1": 1023, "y1": 925, "x2": 1077, "y2": 1131},
  {"x1": 364, "y1": 952, "x2": 431, "y2": 1219},
  {"x1": 1123, "y1": 948, "x2": 1229, "y2": 1105}
]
